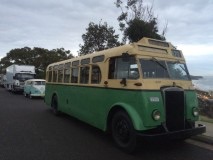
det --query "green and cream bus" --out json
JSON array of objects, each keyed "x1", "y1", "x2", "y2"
[{"x1": 45, "y1": 37, "x2": 205, "y2": 152}]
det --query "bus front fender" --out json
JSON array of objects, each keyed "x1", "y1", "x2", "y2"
[{"x1": 109, "y1": 103, "x2": 145, "y2": 131}]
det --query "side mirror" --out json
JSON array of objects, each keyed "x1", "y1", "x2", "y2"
[{"x1": 122, "y1": 52, "x2": 130, "y2": 62}]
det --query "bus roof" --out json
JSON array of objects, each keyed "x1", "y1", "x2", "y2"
[{"x1": 46, "y1": 37, "x2": 183, "y2": 69}]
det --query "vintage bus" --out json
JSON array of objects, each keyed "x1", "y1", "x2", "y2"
[{"x1": 45, "y1": 37, "x2": 205, "y2": 152}]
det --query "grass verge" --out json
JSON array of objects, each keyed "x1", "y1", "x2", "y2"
[{"x1": 200, "y1": 115, "x2": 213, "y2": 123}]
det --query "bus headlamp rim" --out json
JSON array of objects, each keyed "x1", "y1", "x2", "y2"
[
  {"x1": 152, "y1": 110, "x2": 161, "y2": 121},
  {"x1": 192, "y1": 107, "x2": 199, "y2": 117}
]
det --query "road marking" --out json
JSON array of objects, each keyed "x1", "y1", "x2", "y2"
[{"x1": 186, "y1": 139, "x2": 213, "y2": 151}]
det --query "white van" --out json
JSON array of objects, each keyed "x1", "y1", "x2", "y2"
[{"x1": 24, "y1": 79, "x2": 46, "y2": 98}]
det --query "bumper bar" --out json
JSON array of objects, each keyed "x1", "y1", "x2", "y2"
[{"x1": 137, "y1": 124, "x2": 206, "y2": 140}]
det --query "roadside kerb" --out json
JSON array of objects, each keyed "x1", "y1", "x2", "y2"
[{"x1": 191, "y1": 121, "x2": 213, "y2": 145}]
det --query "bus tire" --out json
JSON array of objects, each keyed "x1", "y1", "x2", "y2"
[
  {"x1": 51, "y1": 95, "x2": 60, "y2": 116},
  {"x1": 111, "y1": 110, "x2": 137, "y2": 153}
]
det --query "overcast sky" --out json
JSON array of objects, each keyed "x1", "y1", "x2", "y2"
[{"x1": 0, "y1": 0, "x2": 213, "y2": 76}]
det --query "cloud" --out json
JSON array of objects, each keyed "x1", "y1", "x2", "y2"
[
  {"x1": 184, "y1": 54, "x2": 213, "y2": 76},
  {"x1": 175, "y1": 44, "x2": 213, "y2": 76},
  {"x1": 0, "y1": 0, "x2": 121, "y2": 57},
  {"x1": 148, "y1": 0, "x2": 213, "y2": 76},
  {"x1": 0, "y1": 0, "x2": 212, "y2": 76},
  {"x1": 178, "y1": 44, "x2": 213, "y2": 56},
  {"x1": 153, "y1": 0, "x2": 213, "y2": 44}
]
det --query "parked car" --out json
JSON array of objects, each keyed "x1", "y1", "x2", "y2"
[{"x1": 24, "y1": 79, "x2": 46, "y2": 98}]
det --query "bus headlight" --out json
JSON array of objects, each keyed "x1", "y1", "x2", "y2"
[
  {"x1": 192, "y1": 107, "x2": 199, "y2": 117},
  {"x1": 152, "y1": 110, "x2": 161, "y2": 121}
]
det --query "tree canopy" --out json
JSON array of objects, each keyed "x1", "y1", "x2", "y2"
[
  {"x1": 0, "y1": 47, "x2": 73, "y2": 78},
  {"x1": 78, "y1": 21, "x2": 121, "y2": 55},
  {"x1": 115, "y1": 0, "x2": 166, "y2": 42}
]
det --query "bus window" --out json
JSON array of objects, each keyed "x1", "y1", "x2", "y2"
[
  {"x1": 48, "y1": 71, "x2": 52, "y2": 82},
  {"x1": 108, "y1": 56, "x2": 139, "y2": 79},
  {"x1": 58, "y1": 70, "x2": 63, "y2": 83},
  {"x1": 64, "y1": 62, "x2": 71, "y2": 83},
  {"x1": 47, "y1": 66, "x2": 52, "y2": 82},
  {"x1": 92, "y1": 55, "x2": 105, "y2": 63},
  {"x1": 53, "y1": 65, "x2": 58, "y2": 82},
  {"x1": 91, "y1": 65, "x2": 101, "y2": 84},
  {"x1": 58, "y1": 64, "x2": 64, "y2": 83},
  {"x1": 167, "y1": 62, "x2": 190, "y2": 80},
  {"x1": 81, "y1": 58, "x2": 90, "y2": 65},
  {"x1": 53, "y1": 70, "x2": 57, "y2": 82},
  {"x1": 71, "y1": 68, "x2": 79, "y2": 83},
  {"x1": 140, "y1": 59, "x2": 169, "y2": 78},
  {"x1": 64, "y1": 68, "x2": 70, "y2": 83},
  {"x1": 80, "y1": 66, "x2": 90, "y2": 84}
]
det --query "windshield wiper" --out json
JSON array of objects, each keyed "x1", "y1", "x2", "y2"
[
  {"x1": 179, "y1": 64, "x2": 187, "y2": 73},
  {"x1": 151, "y1": 57, "x2": 168, "y2": 71}
]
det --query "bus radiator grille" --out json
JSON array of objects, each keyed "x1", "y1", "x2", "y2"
[{"x1": 165, "y1": 90, "x2": 185, "y2": 131}]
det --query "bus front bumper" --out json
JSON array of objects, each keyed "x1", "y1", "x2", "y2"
[{"x1": 137, "y1": 124, "x2": 206, "y2": 141}]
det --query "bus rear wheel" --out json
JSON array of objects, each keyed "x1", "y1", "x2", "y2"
[
  {"x1": 51, "y1": 96, "x2": 60, "y2": 116},
  {"x1": 111, "y1": 111, "x2": 137, "y2": 153}
]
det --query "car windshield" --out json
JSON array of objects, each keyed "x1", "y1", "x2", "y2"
[
  {"x1": 140, "y1": 59, "x2": 190, "y2": 80},
  {"x1": 34, "y1": 81, "x2": 45, "y2": 85}
]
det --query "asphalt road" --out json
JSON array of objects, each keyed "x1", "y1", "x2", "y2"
[{"x1": 0, "y1": 87, "x2": 212, "y2": 160}]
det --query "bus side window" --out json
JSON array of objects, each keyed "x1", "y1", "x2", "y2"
[
  {"x1": 47, "y1": 66, "x2": 52, "y2": 82},
  {"x1": 53, "y1": 65, "x2": 58, "y2": 82},
  {"x1": 64, "y1": 62, "x2": 71, "y2": 83},
  {"x1": 58, "y1": 69, "x2": 63, "y2": 83},
  {"x1": 58, "y1": 64, "x2": 64, "y2": 83},
  {"x1": 108, "y1": 56, "x2": 139, "y2": 79},
  {"x1": 71, "y1": 68, "x2": 79, "y2": 83},
  {"x1": 80, "y1": 66, "x2": 90, "y2": 84},
  {"x1": 91, "y1": 65, "x2": 101, "y2": 84},
  {"x1": 64, "y1": 68, "x2": 70, "y2": 83},
  {"x1": 108, "y1": 58, "x2": 115, "y2": 79},
  {"x1": 48, "y1": 71, "x2": 52, "y2": 82}
]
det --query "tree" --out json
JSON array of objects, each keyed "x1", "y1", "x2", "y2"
[
  {"x1": 115, "y1": 0, "x2": 167, "y2": 43},
  {"x1": 78, "y1": 21, "x2": 121, "y2": 55},
  {"x1": 0, "y1": 47, "x2": 74, "y2": 78}
]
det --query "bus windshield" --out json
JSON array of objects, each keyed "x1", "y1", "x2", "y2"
[
  {"x1": 167, "y1": 61, "x2": 190, "y2": 80},
  {"x1": 140, "y1": 59, "x2": 190, "y2": 80}
]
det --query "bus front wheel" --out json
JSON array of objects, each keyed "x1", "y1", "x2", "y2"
[
  {"x1": 51, "y1": 96, "x2": 60, "y2": 116},
  {"x1": 111, "y1": 111, "x2": 137, "y2": 153}
]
